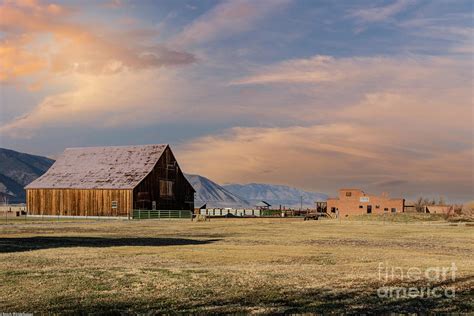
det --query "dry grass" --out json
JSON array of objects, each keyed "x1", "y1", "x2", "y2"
[{"x1": 0, "y1": 217, "x2": 473, "y2": 313}]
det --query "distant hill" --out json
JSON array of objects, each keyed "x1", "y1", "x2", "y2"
[
  {"x1": 184, "y1": 174, "x2": 250, "y2": 208},
  {"x1": 0, "y1": 148, "x2": 54, "y2": 203},
  {"x1": 222, "y1": 183, "x2": 328, "y2": 208}
]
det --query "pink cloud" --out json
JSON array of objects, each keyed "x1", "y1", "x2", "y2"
[
  {"x1": 0, "y1": 0, "x2": 195, "y2": 83},
  {"x1": 176, "y1": 123, "x2": 472, "y2": 201}
]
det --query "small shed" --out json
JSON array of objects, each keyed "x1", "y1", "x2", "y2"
[
  {"x1": 426, "y1": 205, "x2": 452, "y2": 214},
  {"x1": 25, "y1": 144, "x2": 195, "y2": 217},
  {"x1": 256, "y1": 201, "x2": 271, "y2": 210}
]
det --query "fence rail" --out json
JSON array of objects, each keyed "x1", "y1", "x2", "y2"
[{"x1": 132, "y1": 209, "x2": 192, "y2": 220}]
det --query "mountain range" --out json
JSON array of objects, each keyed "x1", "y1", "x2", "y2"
[
  {"x1": 223, "y1": 183, "x2": 328, "y2": 208},
  {"x1": 0, "y1": 148, "x2": 54, "y2": 203},
  {"x1": 184, "y1": 174, "x2": 250, "y2": 208},
  {"x1": 0, "y1": 147, "x2": 328, "y2": 207}
]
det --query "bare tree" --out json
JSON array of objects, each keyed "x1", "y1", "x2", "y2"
[
  {"x1": 414, "y1": 196, "x2": 439, "y2": 212},
  {"x1": 438, "y1": 196, "x2": 446, "y2": 205}
]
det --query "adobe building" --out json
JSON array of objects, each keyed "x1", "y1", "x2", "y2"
[
  {"x1": 327, "y1": 189, "x2": 405, "y2": 217},
  {"x1": 26, "y1": 144, "x2": 195, "y2": 217}
]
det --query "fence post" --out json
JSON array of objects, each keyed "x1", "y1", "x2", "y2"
[
  {"x1": 138, "y1": 209, "x2": 141, "y2": 220},
  {"x1": 179, "y1": 210, "x2": 182, "y2": 218},
  {"x1": 148, "y1": 210, "x2": 150, "y2": 219}
]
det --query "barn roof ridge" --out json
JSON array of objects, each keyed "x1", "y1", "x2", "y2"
[{"x1": 63, "y1": 143, "x2": 169, "y2": 150}]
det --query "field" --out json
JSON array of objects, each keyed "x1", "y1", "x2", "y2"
[{"x1": 0, "y1": 216, "x2": 473, "y2": 313}]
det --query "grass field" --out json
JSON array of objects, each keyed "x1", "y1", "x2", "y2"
[{"x1": 0, "y1": 216, "x2": 472, "y2": 313}]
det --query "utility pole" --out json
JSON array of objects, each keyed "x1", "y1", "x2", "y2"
[{"x1": 300, "y1": 196, "x2": 303, "y2": 212}]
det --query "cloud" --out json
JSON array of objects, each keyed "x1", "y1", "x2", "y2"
[
  {"x1": 177, "y1": 122, "x2": 473, "y2": 202},
  {"x1": 175, "y1": 53, "x2": 472, "y2": 201},
  {"x1": 229, "y1": 55, "x2": 465, "y2": 89},
  {"x1": 0, "y1": 36, "x2": 47, "y2": 81},
  {"x1": 0, "y1": 0, "x2": 197, "y2": 136},
  {"x1": 349, "y1": 0, "x2": 414, "y2": 23},
  {"x1": 0, "y1": 68, "x2": 191, "y2": 137},
  {"x1": 0, "y1": 2, "x2": 471, "y2": 201},
  {"x1": 172, "y1": 0, "x2": 290, "y2": 47},
  {"x1": 398, "y1": 17, "x2": 474, "y2": 55},
  {"x1": 0, "y1": 0, "x2": 195, "y2": 83},
  {"x1": 230, "y1": 55, "x2": 342, "y2": 85}
]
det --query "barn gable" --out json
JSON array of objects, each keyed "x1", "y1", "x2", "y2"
[{"x1": 26, "y1": 144, "x2": 168, "y2": 190}]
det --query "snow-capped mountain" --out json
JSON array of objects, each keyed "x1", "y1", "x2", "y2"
[
  {"x1": 222, "y1": 183, "x2": 328, "y2": 208},
  {"x1": 184, "y1": 174, "x2": 250, "y2": 208}
]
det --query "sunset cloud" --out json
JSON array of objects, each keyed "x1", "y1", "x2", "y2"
[
  {"x1": 0, "y1": 69, "x2": 190, "y2": 137},
  {"x1": 0, "y1": 1, "x2": 472, "y2": 201},
  {"x1": 0, "y1": 36, "x2": 47, "y2": 81},
  {"x1": 230, "y1": 55, "x2": 461, "y2": 87},
  {"x1": 177, "y1": 53, "x2": 472, "y2": 201},
  {"x1": 0, "y1": 0, "x2": 195, "y2": 83},
  {"x1": 177, "y1": 123, "x2": 472, "y2": 201}
]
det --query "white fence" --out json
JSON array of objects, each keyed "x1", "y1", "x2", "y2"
[
  {"x1": 0, "y1": 205, "x2": 27, "y2": 215},
  {"x1": 200, "y1": 208, "x2": 261, "y2": 217}
]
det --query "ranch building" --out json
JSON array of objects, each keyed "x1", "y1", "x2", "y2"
[
  {"x1": 25, "y1": 144, "x2": 195, "y2": 217},
  {"x1": 327, "y1": 189, "x2": 404, "y2": 217}
]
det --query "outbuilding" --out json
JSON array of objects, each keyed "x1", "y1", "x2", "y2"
[{"x1": 25, "y1": 144, "x2": 195, "y2": 217}]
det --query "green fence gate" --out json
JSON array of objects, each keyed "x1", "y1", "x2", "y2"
[{"x1": 132, "y1": 209, "x2": 192, "y2": 219}]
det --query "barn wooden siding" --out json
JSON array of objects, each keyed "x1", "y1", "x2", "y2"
[
  {"x1": 27, "y1": 189, "x2": 132, "y2": 216},
  {"x1": 133, "y1": 147, "x2": 194, "y2": 211}
]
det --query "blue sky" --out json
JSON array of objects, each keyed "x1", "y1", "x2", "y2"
[{"x1": 0, "y1": 0, "x2": 472, "y2": 201}]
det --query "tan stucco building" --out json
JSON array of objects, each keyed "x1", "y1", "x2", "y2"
[{"x1": 327, "y1": 189, "x2": 405, "y2": 217}]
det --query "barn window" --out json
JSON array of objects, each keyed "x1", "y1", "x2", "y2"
[
  {"x1": 375, "y1": 205, "x2": 380, "y2": 209},
  {"x1": 160, "y1": 180, "x2": 174, "y2": 197},
  {"x1": 391, "y1": 208, "x2": 396, "y2": 213},
  {"x1": 111, "y1": 201, "x2": 118, "y2": 209},
  {"x1": 359, "y1": 205, "x2": 363, "y2": 209},
  {"x1": 384, "y1": 208, "x2": 389, "y2": 211},
  {"x1": 346, "y1": 192, "x2": 352, "y2": 197},
  {"x1": 331, "y1": 207, "x2": 336, "y2": 213}
]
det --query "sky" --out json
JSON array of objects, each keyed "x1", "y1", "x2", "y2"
[{"x1": 0, "y1": 0, "x2": 473, "y2": 202}]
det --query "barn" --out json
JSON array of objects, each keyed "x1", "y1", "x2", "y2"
[{"x1": 25, "y1": 144, "x2": 195, "y2": 217}]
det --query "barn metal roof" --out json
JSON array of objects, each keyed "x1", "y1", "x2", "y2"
[
  {"x1": 25, "y1": 144, "x2": 168, "y2": 189},
  {"x1": 255, "y1": 201, "x2": 271, "y2": 207}
]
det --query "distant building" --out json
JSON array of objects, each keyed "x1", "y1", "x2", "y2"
[
  {"x1": 327, "y1": 189, "x2": 404, "y2": 217},
  {"x1": 26, "y1": 144, "x2": 195, "y2": 217},
  {"x1": 255, "y1": 200, "x2": 271, "y2": 210},
  {"x1": 426, "y1": 205, "x2": 452, "y2": 214}
]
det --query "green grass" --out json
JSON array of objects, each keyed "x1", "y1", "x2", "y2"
[{"x1": 0, "y1": 217, "x2": 472, "y2": 313}]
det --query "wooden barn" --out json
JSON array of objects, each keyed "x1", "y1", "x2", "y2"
[{"x1": 25, "y1": 144, "x2": 195, "y2": 217}]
